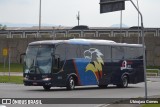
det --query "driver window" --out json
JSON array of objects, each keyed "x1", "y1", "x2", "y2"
[{"x1": 54, "y1": 44, "x2": 66, "y2": 71}]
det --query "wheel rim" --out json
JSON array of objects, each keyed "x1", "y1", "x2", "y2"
[
  {"x1": 70, "y1": 79, "x2": 75, "y2": 89},
  {"x1": 123, "y1": 77, "x2": 128, "y2": 87}
]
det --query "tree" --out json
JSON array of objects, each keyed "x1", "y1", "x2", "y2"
[
  {"x1": 0, "y1": 24, "x2": 7, "y2": 30},
  {"x1": 0, "y1": 24, "x2": 2, "y2": 29}
]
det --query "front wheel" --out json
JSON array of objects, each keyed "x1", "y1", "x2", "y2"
[
  {"x1": 66, "y1": 77, "x2": 75, "y2": 90},
  {"x1": 117, "y1": 75, "x2": 128, "y2": 88}
]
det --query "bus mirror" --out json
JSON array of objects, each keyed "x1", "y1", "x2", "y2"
[{"x1": 20, "y1": 53, "x2": 26, "y2": 64}]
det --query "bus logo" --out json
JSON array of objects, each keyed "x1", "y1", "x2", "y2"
[
  {"x1": 121, "y1": 60, "x2": 133, "y2": 70},
  {"x1": 84, "y1": 48, "x2": 104, "y2": 83}
]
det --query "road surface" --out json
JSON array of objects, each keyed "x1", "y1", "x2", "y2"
[{"x1": 0, "y1": 78, "x2": 160, "y2": 107}]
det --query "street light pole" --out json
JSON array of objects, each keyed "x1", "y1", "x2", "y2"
[
  {"x1": 77, "y1": 11, "x2": 80, "y2": 26},
  {"x1": 129, "y1": 0, "x2": 147, "y2": 99},
  {"x1": 120, "y1": 10, "x2": 123, "y2": 43},
  {"x1": 39, "y1": 0, "x2": 41, "y2": 31},
  {"x1": 99, "y1": 0, "x2": 147, "y2": 99},
  {"x1": 137, "y1": 0, "x2": 140, "y2": 44}
]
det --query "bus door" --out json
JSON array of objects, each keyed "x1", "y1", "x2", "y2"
[
  {"x1": 51, "y1": 54, "x2": 64, "y2": 86},
  {"x1": 51, "y1": 44, "x2": 66, "y2": 86}
]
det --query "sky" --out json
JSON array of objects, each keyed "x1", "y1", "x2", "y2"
[{"x1": 0, "y1": 0, "x2": 160, "y2": 28}]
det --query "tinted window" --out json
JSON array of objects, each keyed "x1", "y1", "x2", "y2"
[
  {"x1": 55, "y1": 44, "x2": 66, "y2": 61},
  {"x1": 66, "y1": 44, "x2": 81, "y2": 59},
  {"x1": 112, "y1": 46, "x2": 124, "y2": 62},
  {"x1": 124, "y1": 47, "x2": 143, "y2": 59},
  {"x1": 104, "y1": 46, "x2": 111, "y2": 62}
]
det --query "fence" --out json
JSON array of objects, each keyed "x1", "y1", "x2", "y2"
[
  {"x1": 0, "y1": 28, "x2": 160, "y2": 66},
  {"x1": 147, "y1": 69, "x2": 160, "y2": 78}
]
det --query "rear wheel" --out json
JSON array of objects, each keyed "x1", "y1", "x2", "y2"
[
  {"x1": 43, "y1": 85, "x2": 51, "y2": 91},
  {"x1": 117, "y1": 75, "x2": 128, "y2": 88},
  {"x1": 66, "y1": 77, "x2": 75, "y2": 90}
]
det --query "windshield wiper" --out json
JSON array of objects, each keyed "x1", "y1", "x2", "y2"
[
  {"x1": 35, "y1": 60, "x2": 43, "y2": 74},
  {"x1": 28, "y1": 59, "x2": 35, "y2": 74}
]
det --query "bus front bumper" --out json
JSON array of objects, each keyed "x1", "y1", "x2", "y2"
[{"x1": 24, "y1": 80, "x2": 52, "y2": 86}]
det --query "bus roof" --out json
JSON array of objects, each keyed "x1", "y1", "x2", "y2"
[{"x1": 29, "y1": 39, "x2": 143, "y2": 47}]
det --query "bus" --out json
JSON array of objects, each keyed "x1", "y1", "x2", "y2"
[{"x1": 23, "y1": 39, "x2": 144, "y2": 90}]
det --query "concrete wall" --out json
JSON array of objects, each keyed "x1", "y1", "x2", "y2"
[{"x1": 0, "y1": 28, "x2": 160, "y2": 66}]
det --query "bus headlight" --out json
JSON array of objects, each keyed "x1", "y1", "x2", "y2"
[{"x1": 42, "y1": 78, "x2": 51, "y2": 81}]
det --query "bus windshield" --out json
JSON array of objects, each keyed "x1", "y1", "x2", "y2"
[{"x1": 24, "y1": 45, "x2": 54, "y2": 74}]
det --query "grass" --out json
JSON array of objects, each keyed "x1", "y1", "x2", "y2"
[
  {"x1": 0, "y1": 76, "x2": 23, "y2": 84},
  {"x1": 146, "y1": 70, "x2": 159, "y2": 73},
  {"x1": 146, "y1": 66, "x2": 160, "y2": 73},
  {"x1": 147, "y1": 66, "x2": 160, "y2": 69},
  {"x1": 142, "y1": 104, "x2": 160, "y2": 107},
  {"x1": 0, "y1": 63, "x2": 23, "y2": 72}
]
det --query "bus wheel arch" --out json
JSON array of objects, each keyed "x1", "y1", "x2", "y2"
[{"x1": 71, "y1": 75, "x2": 78, "y2": 86}]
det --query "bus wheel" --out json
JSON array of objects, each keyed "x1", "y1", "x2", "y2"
[
  {"x1": 117, "y1": 75, "x2": 128, "y2": 88},
  {"x1": 43, "y1": 85, "x2": 51, "y2": 91},
  {"x1": 66, "y1": 77, "x2": 75, "y2": 90}
]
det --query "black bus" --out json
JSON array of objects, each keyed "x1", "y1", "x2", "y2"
[{"x1": 23, "y1": 39, "x2": 144, "y2": 90}]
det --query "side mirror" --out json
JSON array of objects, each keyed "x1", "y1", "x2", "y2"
[{"x1": 20, "y1": 53, "x2": 26, "y2": 64}]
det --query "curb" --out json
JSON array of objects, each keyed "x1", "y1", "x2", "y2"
[{"x1": 147, "y1": 76, "x2": 160, "y2": 78}]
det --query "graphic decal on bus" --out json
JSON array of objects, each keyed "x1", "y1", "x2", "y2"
[
  {"x1": 121, "y1": 60, "x2": 133, "y2": 70},
  {"x1": 84, "y1": 48, "x2": 104, "y2": 83}
]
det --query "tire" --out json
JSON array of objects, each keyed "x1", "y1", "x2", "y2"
[
  {"x1": 43, "y1": 85, "x2": 51, "y2": 91},
  {"x1": 66, "y1": 77, "x2": 75, "y2": 90},
  {"x1": 117, "y1": 75, "x2": 128, "y2": 88}
]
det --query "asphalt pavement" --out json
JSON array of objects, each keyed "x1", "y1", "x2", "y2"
[
  {"x1": 0, "y1": 72, "x2": 160, "y2": 107},
  {"x1": 0, "y1": 78, "x2": 160, "y2": 107}
]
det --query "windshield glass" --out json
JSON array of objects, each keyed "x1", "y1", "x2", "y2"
[{"x1": 24, "y1": 45, "x2": 53, "y2": 74}]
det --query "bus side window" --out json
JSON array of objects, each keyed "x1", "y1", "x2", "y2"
[
  {"x1": 54, "y1": 44, "x2": 66, "y2": 72},
  {"x1": 124, "y1": 47, "x2": 143, "y2": 60},
  {"x1": 66, "y1": 44, "x2": 79, "y2": 59},
  {"x1": 80, "y1": 45, "x2": 90, "y2": 58},
  {"x1": 55, "y1": 44, "x2": 66, "y2": 62},
  {"x1": 112, "y1": 46, "x2": 124, "y2": 62},
  {"x1": 104, "y1": 46, "x2": 111, "y2": 62}
]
